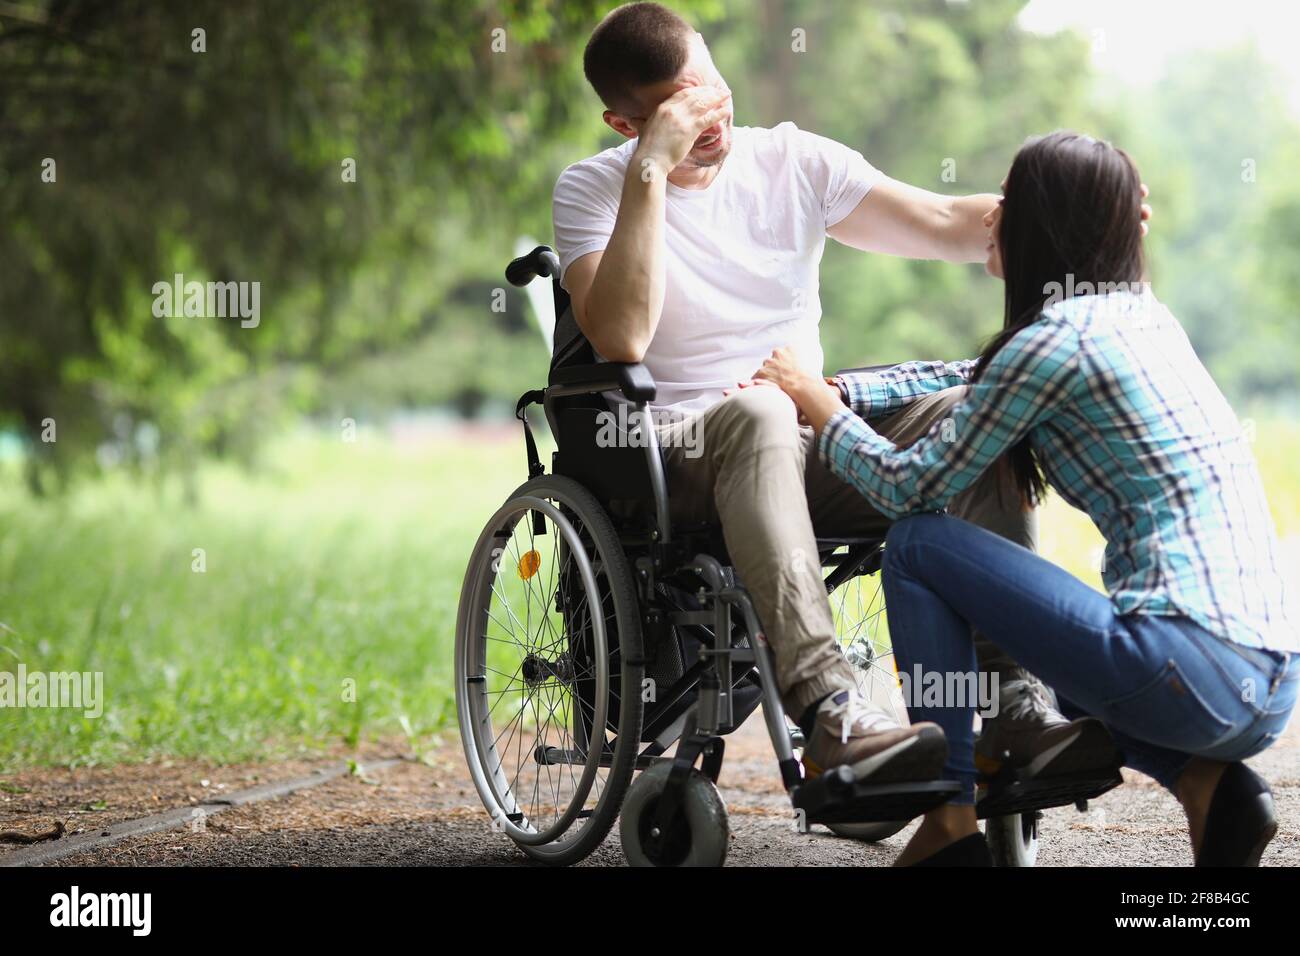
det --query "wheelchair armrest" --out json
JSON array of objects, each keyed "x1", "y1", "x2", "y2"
[{"x1": 548, "y1": 362, "x2": 657, "y2": 403}]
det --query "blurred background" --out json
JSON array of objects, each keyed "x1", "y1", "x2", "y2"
[{"x1": 2, "y1": 0, "x2": 1296, "y2": 769}]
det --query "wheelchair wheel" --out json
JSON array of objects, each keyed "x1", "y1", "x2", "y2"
[
  {"x1": 620, "y1": 761, "x2": 728, "y2": 867},
  {"x1": 456, "y1": 474, "x2": 644, "y2": 865},
  {"x1": 986, "y1": 812, "x2": 1040, "y2": 867},
  {"x1": 822, "y1": 557, "x2": 909, "y2": 844},
  {"x1": 827, "y1": 554, "x2": 904, "y2": 722}
]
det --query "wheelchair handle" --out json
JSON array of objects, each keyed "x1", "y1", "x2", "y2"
[{"x1": 506, "y1": 245, "x2": 560, "y2": 287}]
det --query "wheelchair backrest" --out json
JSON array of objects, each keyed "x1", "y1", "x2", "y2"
[
  {"x1": 543, "y1": 273, "x2": 660, "y2": 514},
  {"x1": 548, "y1": 280, "x2": 589, "y2": 372}
]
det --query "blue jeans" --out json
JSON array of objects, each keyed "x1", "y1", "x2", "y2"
[{"x1": 881, "y1": 513, "x2": 1299, "y2": 804}]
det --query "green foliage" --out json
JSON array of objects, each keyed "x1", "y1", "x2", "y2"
[
  {"x1": 1123, "y1": 45, "x2": 1300, "y2": 401},
  {"x1": 0, "y1": 0, "x2": 612, "y2": 485},
  {"x1": 2, "y1": 0, "x2": 1297, "y2": 489}
]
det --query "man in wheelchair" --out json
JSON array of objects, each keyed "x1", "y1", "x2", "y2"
[{"x1": 552, "y1": 3, "x2": 1119, "y2": 787}]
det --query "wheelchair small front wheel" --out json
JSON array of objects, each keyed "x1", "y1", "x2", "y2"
[
  {"x1": 986, "y1": 812, "x2": 1040, "y2": 867},
  {"x1": 826, "y1": 819, "x2": 909, "y2": 843},
  {"x1": 620, "y1": 762, "x2": 728, "y2": 867}
]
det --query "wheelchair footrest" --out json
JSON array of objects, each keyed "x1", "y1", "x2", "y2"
[
  {"x1": 975, "y1": 767, "x2": 1123, "y2": 820},
  {"x1": 791, "y1": 766, "x2": 961, "y2": 825}
]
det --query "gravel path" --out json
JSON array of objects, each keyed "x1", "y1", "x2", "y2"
[{"x1": 3, "y1": 714, "x2": 1295, "y2": 867}]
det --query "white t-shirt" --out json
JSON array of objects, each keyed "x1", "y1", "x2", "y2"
[{"x1": 551, "y1": 122, "x2": 881, "y2": 416}]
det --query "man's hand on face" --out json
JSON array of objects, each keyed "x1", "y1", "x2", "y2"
[{"x1": 634, "y1": 85, "x2": 732, "y2": 179}]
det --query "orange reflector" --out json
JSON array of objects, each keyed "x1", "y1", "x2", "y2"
[{"x1": 518, "y1": 550, "x2": 541, "y2": 580}]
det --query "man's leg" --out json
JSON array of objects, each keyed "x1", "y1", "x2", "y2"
[
  {"x1": 656, "y1": 387, "x2": 946, "y2": 781},
  {"x1": 658, "y1": 386, "x2": 857, "y2": 715}
]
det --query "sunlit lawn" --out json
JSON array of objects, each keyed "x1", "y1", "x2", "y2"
[
  {"x1": 2, "y1": 416, "x2": 1296, "y2": 771},
  {"x1": 0, "y1": 426, "x2": 530, "y2": 770}
]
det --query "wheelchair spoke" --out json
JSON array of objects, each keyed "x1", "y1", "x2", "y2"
[
  {"x1": 509, "y1": 535, "x2": 536, "y2": 658},
  {"x1": 537, "y1": 680, "x2": 579, "y2": 810},
  {"x1": 493, "y1": 700, "x2": 529, "y2": 775},
  {"x1": 525, "y1": 678, "x2": 550, "y2": 826},
  {"x1": 537, "y1": 683, "x2": 569, "y2": 819},
  {"x1": 827, "y1": 548, "x2": 902, "y2": 721},
  {"x1": 483, "y1": 658, "x2": 528, "y2": 724},
  {"x1": 489, "y1": 581, "x2": 530, "y2": 648},
  {"x1": 514, "y1": 672, "x2": 585, "y2": 835},
  {"x1": 481, "y1": 663, "x2": 525, "y2": 683},
  {"x1": 484, "y1": 602, "x2": 521, "y2": 648}
]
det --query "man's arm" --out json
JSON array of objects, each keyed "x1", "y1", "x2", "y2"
[
  {"x1": 568, "y1": 169, "x2": 667, "y2": 363},
  {"x1": 565, "y1": 87, "x2": 732, "y2": 363},
  {"x1": 827, "y1": 176, "x2": 997, "y2": 264},
  {"x1": 829, "y1": 175, "x2": 1153, "y2": 262}
]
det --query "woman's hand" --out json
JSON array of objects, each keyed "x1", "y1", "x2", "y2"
[
  {"x1": 752, "y1": 346, "x2": 815, "y2": 394},
  {"x1": 750, "y1": 347, "x2": 846, "y2": 434}
]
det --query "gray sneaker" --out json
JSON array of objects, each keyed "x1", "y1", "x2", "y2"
[
  {"x1": 802, "y1": 689, "x2": 948, "y2": 783},
  {"x1": 975, "y1": 679, "x2": 1120, "y2": 779}
]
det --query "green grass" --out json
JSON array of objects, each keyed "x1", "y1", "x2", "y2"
[
  {"x1": 2, "y1": 415, "x2": 1296, "y2": 771},
  {"x1": 0, "y1": 428, "x2": 532, "y2": 770}
]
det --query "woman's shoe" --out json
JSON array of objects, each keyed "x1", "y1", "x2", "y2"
[
  {"x1": 1196, "y1": 762, "x2": 1278, "y2": 867},
  {"x1": 906, "y1": 832, "x2": 993, "y2": 867}
]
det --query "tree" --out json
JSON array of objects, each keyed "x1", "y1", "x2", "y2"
[{"x1": 0, "y1": 0, "x2": 613, "y2": 488}]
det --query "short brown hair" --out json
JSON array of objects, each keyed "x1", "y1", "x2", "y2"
[{"x1": 583, "y1": 2, "x2": 693, "y2": 112}]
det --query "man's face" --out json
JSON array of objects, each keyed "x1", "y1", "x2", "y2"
[{"x1": 621, "y1": 34, "x2": 733, "y2": 170}]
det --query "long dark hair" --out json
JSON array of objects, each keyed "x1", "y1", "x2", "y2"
[{"x1": 974, "y1": 130, "x2": 1146, "y2": 506}]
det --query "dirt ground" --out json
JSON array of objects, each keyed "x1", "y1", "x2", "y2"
[{"x1": 2, "y1": 714, "x2": 1296, "y2": 867}]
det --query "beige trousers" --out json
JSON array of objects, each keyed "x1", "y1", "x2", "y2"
[{"x1": 654, "y1": 384, "x2": 1037, "y2": 716}]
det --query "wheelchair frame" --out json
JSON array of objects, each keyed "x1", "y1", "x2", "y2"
[
  {"x1": 488, "y1": 246, "x2": 956, "y2": 861},
  {"x1": 457, "y1": 245, "x2": 1120, "y2": 866}
]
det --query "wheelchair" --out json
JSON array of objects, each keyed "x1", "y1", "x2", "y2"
[{"x1": 454, "y1": 245, "x2": 1121, "y2": 867}]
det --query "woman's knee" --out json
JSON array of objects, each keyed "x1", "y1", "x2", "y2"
[
  {"x1": 883, "y1": 513, "x2": 948, "y2": 573},
  {"x1": 885, "y1": 511, "x2": 946, "y2": 545}
]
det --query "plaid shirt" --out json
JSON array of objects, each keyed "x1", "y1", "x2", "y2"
[{"x1": 819, "y1": 290, "x2": 1297, "y2": 651}]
